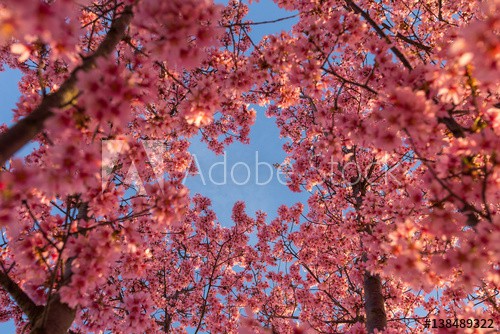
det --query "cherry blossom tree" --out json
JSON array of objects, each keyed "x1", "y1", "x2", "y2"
[
  {"x1": 238, "y1": 0, "x2": 498, "y2": 332},
  {"x1": 0, "y1": 1, "x2": 258, "y2": 333},
  {"x1": 0, "y1": 0, "x2": 498, "y2": 333}
]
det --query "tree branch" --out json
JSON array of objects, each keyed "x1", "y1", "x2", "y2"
[
  {"x1": 0, "y1": 270, "x2": 43, "y2": 323},
  {"x1": 0, "y1": 5, "x2": 134, "y2": 166},
  {"x1": 222, "y1": 14, "x2": 300, "y2": 28},
  {"x1": 437, "y1": 116, "x2": 466, "y2": 138},
  {"x1": 30, "y1": 202, "x2": 88, "y2": 334},
  {"x1": 395, "y1": 33, "x2": 432, "y2": 52},
  {"x1": 345, "y1": 0, "x2": 413, "y2": 70}
]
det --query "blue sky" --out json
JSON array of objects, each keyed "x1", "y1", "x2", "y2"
[
  {"x1": 0, "y1": 63, "x2": 24, "y2": 334},
  {"x1": 185, "y1": 0, "x2": 307, "y2": 224},
  {"x1": 0, "y1": 1, "x2": 305, "y2": 332}
]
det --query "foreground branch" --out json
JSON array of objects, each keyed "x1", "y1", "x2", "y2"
[
  {"x1": 0, "y1": 271, "x2": 42, "y2": 323},
  {"x1": 0, "y1": 5, "x2": 134, "y2": 166}
]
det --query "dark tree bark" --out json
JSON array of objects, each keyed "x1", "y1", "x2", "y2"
[
  {"x1": 0, "y1": 271, "x2": 75, "y2": 334},
  {"x1": 349, "y1": 154, "x2": 388, "y2": 333},
  {"x1": 363, "y1": 272, "x2": 387, "y2": 333},
  {"x1": 0, "y1": 271, "x2": 43, "y2": 323},
  {"x1": 30, "y1": 295, "x2": 76, "y2": 334}
]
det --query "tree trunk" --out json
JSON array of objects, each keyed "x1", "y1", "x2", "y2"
[
  {"x1": 349, "y1": 161, "x2": 388, "y2": 333},
  {"x1": 30, "y1": 295, "x2": 76, "y2": 334},
  {"x1": 0, "y1": 272, "x2": 75, "y2": 334},
  {"x1": 363, "y1": 272, "x2": 387, "y2": 333}
]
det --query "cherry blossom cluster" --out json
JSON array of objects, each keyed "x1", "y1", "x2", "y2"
[{"x1": 0, "y1": 0, "x2": 498, "y2": 333}]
